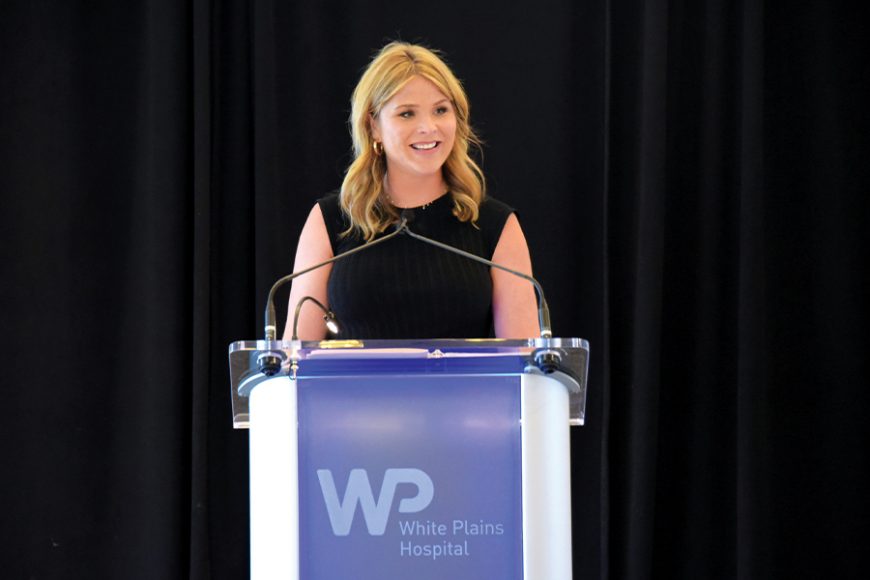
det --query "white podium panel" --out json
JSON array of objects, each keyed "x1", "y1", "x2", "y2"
[{"x1": 230, "y1": 339, "x2": 588, "y2": 580}]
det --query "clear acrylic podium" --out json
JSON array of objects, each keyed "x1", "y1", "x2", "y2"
[{"x1": 229, "y1": 338, "x2": 589, "y2": 580}]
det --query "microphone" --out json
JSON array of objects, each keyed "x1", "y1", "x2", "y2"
[
  {"x1": 263, "y1": 213, "x2": 410, "y2": 340},
  {"x1": 396, "y1": 208, "x2": 553, "y2": 339},
  {"x1": 291, "y1": 296, "x2": 340, "y2": 340},
  {"x1": 257, "y1": 213, "x2": 410, "y2": 376}
]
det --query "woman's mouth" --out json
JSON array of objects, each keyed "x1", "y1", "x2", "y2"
[{"x1": 411, "y1": 141, "x2": 439, "y2": 150}]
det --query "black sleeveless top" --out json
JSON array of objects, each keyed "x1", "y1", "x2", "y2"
[{"x1": 318, "y1": 192, "x2": 515, "y2": 339}]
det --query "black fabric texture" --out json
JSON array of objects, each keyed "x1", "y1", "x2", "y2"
[
  {"x1": 1, "y1": 1, "x2": 868, "y2": 579},
  {"x1": 318, "y1": 192, "x2": 514, "y2": 339}
]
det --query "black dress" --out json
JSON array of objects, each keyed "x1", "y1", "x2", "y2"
[{"x1": 318, "y1": 192, "x2": 515, "y2": 339}]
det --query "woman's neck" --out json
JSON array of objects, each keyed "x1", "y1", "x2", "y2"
[{"x1": 383, "y1": 171, "x2": 448, "y2": 208}]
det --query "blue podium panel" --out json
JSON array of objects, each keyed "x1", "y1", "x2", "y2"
[{"x1": 297, "y1": 374, "x2": 523, "y2": 580}]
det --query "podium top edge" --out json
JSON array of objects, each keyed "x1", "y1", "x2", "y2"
[
  {"x1": 227, "y1": 337, "x2": 590, "y2": 428},
  {"x1": 228, "y1": 337, "x2": 589, "y2": 353}
]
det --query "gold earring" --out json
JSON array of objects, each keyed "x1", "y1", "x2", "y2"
[{"x1": 372, "y1": 141, "x2": 383, "y2": 156}]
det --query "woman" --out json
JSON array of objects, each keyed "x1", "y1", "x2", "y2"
[{"x1": 283, "y1": 42, "x2": 539, "y2": 340}]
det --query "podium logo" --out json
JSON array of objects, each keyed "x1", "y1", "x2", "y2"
[{"x1": 316, "y1": 468, "x2": 434, "y2": 536}]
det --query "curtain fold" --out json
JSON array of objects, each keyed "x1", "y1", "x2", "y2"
[{"x1": 190, "y1": 0, "x2": 214, "y2": 577}]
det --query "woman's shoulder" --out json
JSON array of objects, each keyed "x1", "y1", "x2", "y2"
[
  {"x1": 316, "y1": 192, "x2": 341, "y2": 218},
  {"x1": 479, "y1": 195, "x2": 515, "y2": 222},
  {"x1": 478, "y1": 195, "x2": 515, "y2": 228},
  {"x1": 315, "y1": 192, "x2": 349, "y2": 252},
  {"x1": 476, "y1": 195, "x2": 516, "y2": 255}
]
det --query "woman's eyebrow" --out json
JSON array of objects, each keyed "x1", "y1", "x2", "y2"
[{"x1": 393, "y1": 98, "x2": 450, "y2": 109}]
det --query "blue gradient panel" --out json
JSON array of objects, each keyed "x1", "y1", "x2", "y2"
[{"x1": 297, "y1": 374, "x2": 523, "y2": 579}]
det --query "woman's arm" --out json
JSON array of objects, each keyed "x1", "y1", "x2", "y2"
[
  {"x1": 491, "y1": 213, "x2": 541, "y2": 338},
  {"x1": 281, "y1": 204, "x2": 334, "y2": 340}
]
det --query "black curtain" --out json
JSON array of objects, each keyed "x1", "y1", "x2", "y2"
[
  {"x1": 1, "y1": 1, "x2": 867, "y2": 579},
  {"x1": 2, "y1": 1, "x2": 195, "y2": 578},
  {"x1": 606, "y1": 1, "x2": 869, "y2": 577}
]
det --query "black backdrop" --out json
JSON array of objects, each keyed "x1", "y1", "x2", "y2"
[{"x1": 1, "y1": 1, "x2": 867, "y2": 578}]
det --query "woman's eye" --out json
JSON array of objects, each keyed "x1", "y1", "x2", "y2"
[
  {"x1": 435, "y1": 106, "x2": 450, "y2": 115},
  {"x1": 399, "y1": 111, "x2": 414, "y2": 119}
]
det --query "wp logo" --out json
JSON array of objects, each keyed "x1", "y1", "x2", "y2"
[{"x1": 316, "y1": 468, "x2": 434, "y2": 536}]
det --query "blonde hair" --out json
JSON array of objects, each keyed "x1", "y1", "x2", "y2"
[{"x1": 340, "y1": 41, "x2": 485, "y2": 241}]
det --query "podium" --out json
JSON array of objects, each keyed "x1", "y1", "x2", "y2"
[{"x1": 229, "y1": 338, "x2": 588, "y2": 580}]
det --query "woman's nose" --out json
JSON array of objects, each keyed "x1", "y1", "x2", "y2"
[{"x1": 416, "y1": 114, "x2": 437, "y2": 133}]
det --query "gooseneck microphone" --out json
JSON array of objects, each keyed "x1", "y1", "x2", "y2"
[
  {"x1": 262, "y1": 214, "x2": 410, "y2": 342},
  {"x1": 257, "y1": 214, "x2": 410, "y2": 375},
  {"x1": 396, "y1": 209, "x2": 553, "y2": 339},
  {"x1": 257, "y1": 207, "x2": 553, "y2": 375},
  {"x1": 291, "y1": 296, "x2": 340, "y2": 340}
]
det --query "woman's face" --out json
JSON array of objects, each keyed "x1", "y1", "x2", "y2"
[{"x1": 371, "y1": 75, "x2": 457, "y2": 180}]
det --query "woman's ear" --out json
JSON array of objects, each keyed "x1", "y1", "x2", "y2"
[{"x1": 369, "y1": 112, "x2": 381, "y2": 142}]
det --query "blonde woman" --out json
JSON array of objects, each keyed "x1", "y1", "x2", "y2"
[{"x1": 283, "y1": 42, "x2": 539, "y2": 340}]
